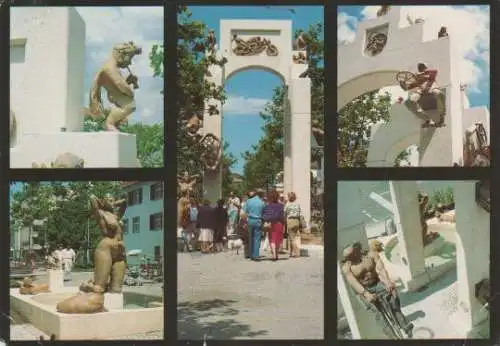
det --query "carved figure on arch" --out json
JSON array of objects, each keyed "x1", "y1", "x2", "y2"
[
  {"x1": 182, "y1": 114, "x2": 203, "y2": 138},
  {"x1": 206, "y1": 29, "x2": 217, "y2": 55},
  {"x1": 232, "y1": 34, "x2": 279, "y2": 57},
  {"x1": 396, "y1": 63, "x2": 445, "y2": 128},
  {"x1": 85, "y1": 41, "x2": 142, "y2": 132},
  {"x1": 293, "y1": 51, "x2": 307, "y2": 64},
  {"x1": 376, "y1": 5, "x2": 391, "y2": 17},
  {"x1": 365, "y1": 32, "x2": 387, "y2": 56},
  {"x1": 199, "y1": 133, "x2": 222, "y2": 171},
  {"x1": 462, "y1": 123, "x2": 490, "y2": 167},
  {"x1": 177, "y1": 171, "x2": 200, "y2": 196},
  {"x1": 293, "y1": 31, "x2": 307, "y2": 51}
]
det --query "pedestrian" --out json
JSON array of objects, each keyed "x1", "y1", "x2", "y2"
[
  {"x1": 62, "y1": 245, "x2": 76, "y2": 276},
  {"x1": 237, "y1": 212, "x2": 250, "y2": 258},
  {"x1": 197, "y1": 199, "x2": 215, "y2": 254},
  {"x1": 188, "y1": 197, "x2": 199, "y2": 251},
  {"x1": 242, "y1": 189, "x2": 265, "y2": 261},
  {"x1": 227, "y1": 193, "x2": 240, "y2": 237},
  {"x1": 285, "y1": 192, "x2": 303, "y2": 258},
  {"x1": 213, "y1": 199, "x2": 228, "y2": 252},
  {"x1": 262, "y1": 190, "x2": 285, "y2": 261}
]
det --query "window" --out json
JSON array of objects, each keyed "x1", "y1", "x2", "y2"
[
  {"x1": 132, "y1": 216, "x2": 140, "y2": 233},
  {"x1": 150, "y1": 182, "x2": 163, "y2": 201},
  {"x1": 154, "y1": 246, "x2": 161, "y2": 261},
  {"x1": 149, "y1": 212, "x2": 163, "y2": 231},
  {"x1": 123, "y1": 219, "x2": 129, "y2": 234},
  {"x1": 127, "y1": 188, "x2": 143, "y2": 206}
]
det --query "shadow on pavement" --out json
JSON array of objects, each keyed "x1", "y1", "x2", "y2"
[
  {"x1": 399, "y1": 268, "x2": 457, "y2": 306},
  {"x1": 178, "y1": 299, "x2": 269, "y2": 340}
]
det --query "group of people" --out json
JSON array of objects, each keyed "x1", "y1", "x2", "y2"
[{"x1": 177, "y1": 189, "x2": 306, "y2": 261}]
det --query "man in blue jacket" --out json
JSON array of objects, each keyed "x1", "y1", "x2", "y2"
[{"x1": 243, "y1": 189, "x2": 265, "y2": 261}]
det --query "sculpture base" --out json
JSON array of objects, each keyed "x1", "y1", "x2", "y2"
[
  {"x1": 104, "y1": 292, "x2": 124, "y2": 311},
  {"x1": 47, "y1": 270, "x2": 64, "y2": 293},
  {"x1": 10, "y1": 132, "x2": 138, "y2": 168}
]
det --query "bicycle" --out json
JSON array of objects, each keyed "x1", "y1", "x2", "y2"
[{"x1": 373, "y1": 290, "x2": 409, "y2": 340}]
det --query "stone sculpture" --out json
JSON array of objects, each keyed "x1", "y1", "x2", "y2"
[
  {"x1": 418, "y1": 193, "x2": 438, "y2": 245},
  {"x1": 18, "y1": 277, "x2": 50, "y2": 295},
  {"x1": 293, "y1": 32, "x2": 307, "y2": 51},
  {"x1": 85, "y1": 41, "x2": 142, "y2": 132},
  {"x1": 206, "y1": 29, "x2": 217, "y2": 54},
  {"x1": 56, "y1": 195, "x2": 127, "y2": 314},
  {"x1": 462, "y1": 123, "x2": 490, "y2": 167},
  {"x1": 438, "y1": 26, "x2": 449, "y2": 38},
  {"x1": 183, "y1": 114, "x2": 203, "y2": 137},
  {"x1": 232, "y1": 34, "x2": 278, "y2": 56},
  {"x1": 177, "y1": 171, "x2": 200, "y2": 196},
  {"x1": 199, "y1": 133, "x2": 222, "y2": 171},
  {"x1": 32, "y1": 153, "x2": 85, "y2": 168},
  {"x1": 365, "y1": 32, "x2": 387, "y2": 56},
  {"x1": 293, "y1": 52, "x2": 307, "y2": 64},
  {"x1": 376, "y1": 5, "x2": 391, "y2": 17}
]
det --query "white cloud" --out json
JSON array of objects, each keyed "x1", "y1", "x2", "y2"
[
  {"x1": 223, "y1": 95, "x2": 269, "y2": 115},
  {"x1": 338, "y1": 6, "x2": 490, "y2": 98},
  {"x1": 76, "y1": 7, "x2": 163, "y2": 78}
]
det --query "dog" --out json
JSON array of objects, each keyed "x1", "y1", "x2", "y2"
[{"x1": 227, "y1": 234, "x2": 243, "y2": 255}]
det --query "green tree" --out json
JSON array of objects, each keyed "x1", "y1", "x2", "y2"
[
  {"x1": 242, "y1": 23, "x2": 324, "y2": 190},
  {"x1": 337, "y1": 91, "x2": 392, "y2": 167},
  {"x1": 177, "y1": 5, "x2": 237, "y2": 197}
]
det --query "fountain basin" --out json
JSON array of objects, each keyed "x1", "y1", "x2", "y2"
[{"x1": 10, "y1": 287, "x2": 163, "y2": 340}]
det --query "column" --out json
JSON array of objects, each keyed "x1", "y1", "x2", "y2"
[
  {"x1": 283, "y1": 95, "x2": 293, "y2": 195},
  {"x1": 337, "y1": 182, "x2": 386, "y2": 339},
  {"x1": 289, "y1": 78, "x2": 311, "y2": 225},
  {"x1": 389, "y1": 181, "x2": 427, "y2": 291},
  {"x1": 202, "y1": 63, "x2": 224, "y2": 204},
  {"x1": 450, "y1": 181, "x2": 489, "y2": 335}
]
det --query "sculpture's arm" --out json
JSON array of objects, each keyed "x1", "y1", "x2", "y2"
[
  {"x1": 372, "y1": 251, "x2": 393, "y2": 287},
  {"x1": 104, "y1": 66, "x2": 134, "y2": 98}
]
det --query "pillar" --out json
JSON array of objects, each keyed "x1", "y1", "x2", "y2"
[
  {"x1": 337, "y1": 182, "x2": 386, "y2": 339},
  {"x1": 389, "y1": 181, "x2": 427, "y2": 291},
  {"x1": 202, "y1": 62, "x2": 224, "y2": 204},
  {"x1": 289, "y1": 78, "x2": 311, "y2": 226},
  {"x1": 283, "y1": 94, "x2": 293, "y2": 195},
  {"x1": 449, "y1": 181, "x2": 489, "y2": 336}
]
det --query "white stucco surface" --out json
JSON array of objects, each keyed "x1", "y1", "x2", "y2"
[{"x1": 10, "y1": 7, "x2": 139, "y2": 168}]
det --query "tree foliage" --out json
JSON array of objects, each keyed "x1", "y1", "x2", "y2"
[
  {"x1": 10, "y1": 182, "x2": 121, "y2": 260},
  {"x1": 242, "y1": 23, "x2": 324, "y2": 191},
  {"x1": 337, "y1": 91, "x2": 392, "y2": 167},
  {"x1": 176, "y1": 5, "x2": 234, "y2": 194}
]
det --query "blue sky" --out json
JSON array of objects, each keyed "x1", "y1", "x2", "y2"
[
  {"x1": 187, "y1": 6, "x2": 324, "y2": 174},
  {"x1": 338, "y1": 5, "x2": 490, "y2": 109},
  {"x1": 75, "y1": 7, "x2": 164, "y2": 125}
]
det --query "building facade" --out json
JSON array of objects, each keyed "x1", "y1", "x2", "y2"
[{"x1": 122, "y1": 181, "x2": 164, "y2": 261}]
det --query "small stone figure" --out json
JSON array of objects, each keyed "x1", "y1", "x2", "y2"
[
  {"x1": 56, "y1": 194, "x2": 127, "y2": 314},
  {"x1": 183, "y1": 114, "x2": 203, "y2": 137},
  {"x1": 232, "y1": 35, "x2": 279, "y2": 56},
  {"x1": 294, "y1": 31, "x2": 307, "y2": 51},
  {"x1": 199, "y1": 133, "x2": 222, "y2": 171},
  {"x1": 18, "y1": 277, "x2": 50, "y2": 295},
  {"x1": 206, "y1": 29, "x2": 217, "y2": 54},
  {"x1": 418, "y1": 193, "x2": 438, "y2": 245},
  {"x1": 177, "y1": 171, "x2": 200, "y2": 196},
  {"x1": 85, "y1": 41, "x2": 142, "y2": 132},
  {"x1": 377, "y1": 5, "x2": 391, "y2": 17},
  {"x1": 438, "y1": 26, "x2": 449, "y2": 38},
  {"x1": 365, "y1": 32, "x2": 388, "y2": 56},
  {"x1": 293, "y1": 51, "x2": 307, "y2": 64}
]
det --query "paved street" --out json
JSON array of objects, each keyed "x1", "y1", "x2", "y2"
[
  {"x1": 178, "y1": 247, "x2": 324, "y2": 340},
  {"x1": 10, "y1": 271, "x2": 163, "y2": 340}
]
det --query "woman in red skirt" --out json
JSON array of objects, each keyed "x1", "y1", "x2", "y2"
[{"x1": 262, "y1": 190, "x2": 285, "y2": 261}]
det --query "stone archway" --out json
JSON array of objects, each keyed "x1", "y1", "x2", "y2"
[
  {"x1": 337, "y1": 6, "x2": 469, "y2": 167},
  {"x1": 203, "y1": 19, "x2": 312, "y2": 225}
]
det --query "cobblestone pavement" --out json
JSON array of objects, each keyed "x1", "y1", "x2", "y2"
[
  {"x1": 178, "y1": 248, "x2": 324, "y2": 340},
  {"x1": 10, "y1": 271, "x2": 163, "y2": 341}
]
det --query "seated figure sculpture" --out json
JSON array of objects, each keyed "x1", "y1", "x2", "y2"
[
  {"x1": 399, "y1": 63, "x2": 445, "y2": 128},
  {"x1": 56, "y1": 194, "x2": 127, "y2": 314},
  {"x1": 18, "y1": 277, "x2": 50, "y2": 295},
  {"x1": 342, "y1": 242, "x2": 414, "y2": 338}
]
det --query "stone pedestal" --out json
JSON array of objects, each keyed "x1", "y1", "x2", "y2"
[
  {"x1": 10, "y1": 132, "x2": 138, "y2": 168},
  {"x1": 47, "y1": 269, "x2": 64, "y2": 292},
  {"x1": 337, "y1": 182, "x2": 386, "y2": 339},
  {"x1": 104, "y1": 293, "x2": 124, "y2": 311},
  {"x1": 389, "y1": 181, "x2": 427, "y2": 292},
  {"x1": 449, "y1": 181, "x2": 490, "y2": 336}
]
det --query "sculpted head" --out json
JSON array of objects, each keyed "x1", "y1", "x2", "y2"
[{"x1": 112, "y1": 41, "x2": 142, "y2": 68}]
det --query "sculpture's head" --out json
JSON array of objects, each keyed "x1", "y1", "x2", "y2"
[
  {"x1": 417, "y1": 62, "x2": 428, "y2": 73},
  {"x1": 113, "y1": 41, "x2": 142, "y2": 68}
]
